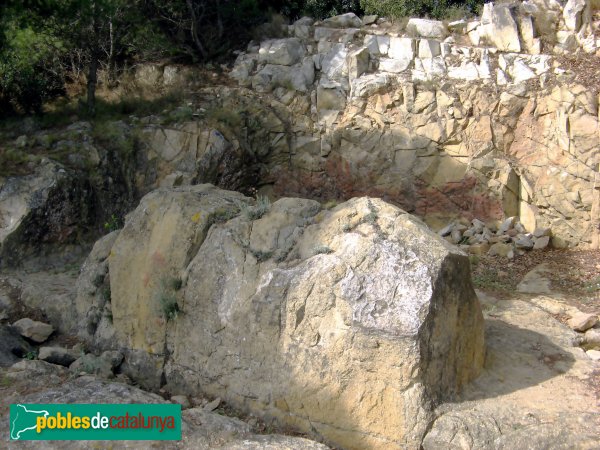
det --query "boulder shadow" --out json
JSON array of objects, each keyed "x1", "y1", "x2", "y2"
[{"x1": 456, "y1": 318, "x2": 576, "y2": 402}]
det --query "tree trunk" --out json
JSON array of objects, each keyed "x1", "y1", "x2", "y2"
[
  {"x1": 186, "y1": 0, "x2": 208, "y2": 60},
  {"x1": 107, "y1": 18, "x2": 116, "y2": 85},
  {"x1": 87, "y1": 1, "x2": 100, "y2": 116}
]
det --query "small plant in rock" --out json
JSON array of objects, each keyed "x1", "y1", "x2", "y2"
[
  {"x1": 169, "y1": 277, "x2": 183, "y2": 291},
  {"x1": 342, "y1": 223, "x2": 353, "y2": 232},
  {"x1": 101, "y1": 286, "x2": 111, "y2": 303},
  {"x1": 250, "y1": 249, "x2": 273, "y2": 263},
  {"x1": 313, "y1": 245, "x2": 334, "y2": 255},
  {"x1": 209, "y1": 207, "x2": 239, "y2": 224},
  {"x1": 24, "y1": 350, "x2": 38, "y2": 360},
  {"x1": 104, "y1": 214, "x2": 122, "y2": 233},
  {"x1": 244, "y1": 196, "x2": 271, "y2": 221},
  {"x1": 160, "y1": 293, "x2": 180, "y2": 321},
  {"x1": 322, "y1": 199, "x2": 339, "y2": 210},
  {"x1": 364, "y1": 212, "x2": 378, "y2": 224},
  {"x1": 165, "y1": 105, "x2": 194, "y2": 124}
]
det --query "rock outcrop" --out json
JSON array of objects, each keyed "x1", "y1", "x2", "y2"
[
  {"x1": 77, "y1": 184, "x2": 485, "y2": 449},
  {"x1": 226, "y1": 2, "x2": 600, "y2": 248}
]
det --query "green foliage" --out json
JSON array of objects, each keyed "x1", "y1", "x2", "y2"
[
  {"x1": 209, "y1": 207, "x2": 240, "y2": 224},
  {"x1": 169, "y1": 277, "x2": 183, "y2": 291},
  {"x1": 164, "y1": 105, "x2": 194, "y2": 124},
  {"x1": 360, "y1": 0, "x2": 481, "y2": 20},
  {"x1": 24, "y1": 350, "x2": 38, "y2": 360},
  {"x1": 206, "y1": 107, "x2": 243, "y2": 128},
  {"x1": 236, "y1": 196, "x2": 271, "y2": 221},
  {"x1": 472, "y1": 268, "x2": 510, "y2": 291},
  {"x1": 0, "y1": 24, "x2": 66, "y2": 114},
  {"x1": 250, "y1": 249, "x2": 273, "y2": 262},
  {"x1": 584, "y1": 276, "x2": 600, "y2": 293},
  {"x1": 103, "y1": 214, "x2": 122, "y2": 232},
  {"x1": 102, "y1": 286, "x2": 111, "y2": 302},
  {"x1": 160, "y1": 293, "x2": 180, "y2": 320},
  {"x1": 0, "y1": 374, "x2": 13, "y2": 387},
  {"x1": 158, "y1": 276, "x2": 182, "y2": 321},
  {"x1": 273, "y1": 0, "x2": 362, "y2": 20}
]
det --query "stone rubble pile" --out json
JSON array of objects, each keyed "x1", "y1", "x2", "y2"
[{"x1": 439, "y1": 216, "x2": 552, "y2": 258}]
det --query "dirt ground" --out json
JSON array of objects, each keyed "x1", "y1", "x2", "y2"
[{"x1": 471, "y1": 248, "x2": 600, "y2": 311}]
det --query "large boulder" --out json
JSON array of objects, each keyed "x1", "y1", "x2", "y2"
[{"x1": 83, "y1": 185, "x2": 485, "y2": 449}]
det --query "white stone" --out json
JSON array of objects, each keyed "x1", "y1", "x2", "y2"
[
  {"x1": 563, "y1": 0, "x2": 588, "y2": 32},
  {"x1": 586, "y1": 350, "x2": 600, "y2": 361},
  {"x1": 511, "y1": 59, "x2": 536, "y2": 83},
  {"x1": 448, "y1": 62, "x2": 480, "y2": 81},
  {"x1": 350, "y1": 74, "x2": 391, "y2": 98},
  {"x1": 321, "y1": 44, "x2": 349, "y2": 85},
  {"x1": 379, "y1": 58, "x2": 412, "y2": 73},
  {"x1": 388, "y1": 37, "x2": 415, "y2": 60},
  {"x1": 418, "y1": 39, "x2": 441, "y2": 58},
  {"x1": 480, "y1": 3, "x2": 521, "y2": 52}
]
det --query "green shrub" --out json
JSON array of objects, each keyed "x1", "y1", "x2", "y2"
[
  {"x1": 160, "y1": 294, "x2": 180, "y2": 320},
  {"x1": 239, "y1": 195, "x2": 271, "y2": 221},
  {"x1": 360, "y1": 0, "x2": 481, "y2": 20},
  {"x1": 0, "y1": 25, "x2": 66, "y2": 114},
  {"x1": 103, "y1": 214, "x2": 122, "y2": 233}
]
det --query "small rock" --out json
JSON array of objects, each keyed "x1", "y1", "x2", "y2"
[
  {"x1": 362, "y1": 15, "x2": 378, "y2": 26},
  {"x1": 568, "y1": 313, "x2": 599, "y2": 332},
  {"x1": 204, "y1": 397, "x2": 221, "y2": 412},
  {"x1": 171, "y1": 395, "x2": 191, "y2": 409},
  {"x1": 533, "y1": 235, "x2": 550, "y2": 250},
  {"x1": 498, "y1": 216, "x2": 516, "y2": 234},
  {"x1": 468, "y1": 243, "x2": 490, "y2": 256},
  {"x1": 586, "y1": 350, "x2": 600, "y2": 361},
  {"x1": 514, "y1": 222, "x2": 526, "y2": 233},
  {"x1": 515, "y1": 235, "x2": 534, "y2": 250},
  {"x1": 488, "y1": 242, "x2": 513, "y2": 257},
  {"x1": 517, "y1": 264, "x2": 552, "y2": 294},
  {"x1": 438, "y1": 223, "x2": 454, "y2": 237},
  {"x1": 12, "y1": 318, "x2": 54, "y2": 343},
  {"x1": 582, "y1": 329, "x2": 600, "y2": 350},
  {"x1": 451, "y1": 228, "x2": 463, "y2": 244},
  {"x1": 533, "y1": 227, "x2": 551, "y2": 238},
  {"x1": 471, "y1": 218, "x2": 485, "y2": 233},
  {"x1": 38, "y1": 346, "x2": 78, "y2": 367}
]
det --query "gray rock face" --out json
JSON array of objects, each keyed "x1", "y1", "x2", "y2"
[
  {"x1": 259, "y1": 39, "x2": 306, "y2": 66},
  {"x1": 0, "y1": 161, "x2": 95, "y2": 268},
  {"x1": 79, "y1": 185, "x2": 485, "y2": 450},
  {"x1": 0, "y1": 325, "x2": 33, "y2": 366}
]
